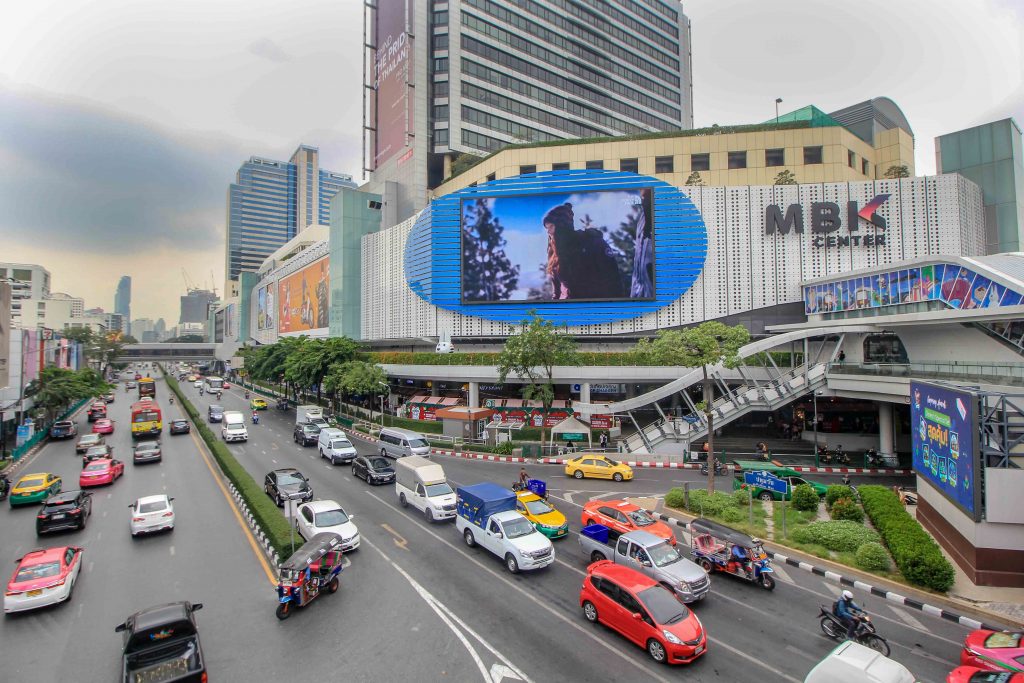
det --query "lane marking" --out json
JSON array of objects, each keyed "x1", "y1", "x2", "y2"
[
  {"x1": 771, "y1": 562, "x2": 794, "y2": 584},
  {"x1": 888, "y1": 604, "x2": 928, "y2": 631},
  {"x1": 169, "y1": 546, "x2": 176, "y2": 556},
  {"x1": 381, "y1": 524, "x2": 410, "y2": 551}
]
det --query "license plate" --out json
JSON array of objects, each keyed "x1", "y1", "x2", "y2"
[
  {"x1": 27, "y1": 589, "x2": 42, "y2": 597},
  {"x1": 52, "y1": 514, "x2": 65, "y2": 520},
  {"x1": 694, "y1": 645, "x2": 704, "y2": 655}
]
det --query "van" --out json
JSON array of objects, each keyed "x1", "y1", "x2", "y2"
[
  {"x1": 378, "y1": 427, "x2": 431, "y2": 459},
  {"x1": 804, "y1": 642, "x2": 915, "y2": 683},
  {"x1": 395, "y1": 456, "x2": 456, "y2": 522},
  {"x1": 318, "y1": 428, "x2": 357, "y2": 465}
]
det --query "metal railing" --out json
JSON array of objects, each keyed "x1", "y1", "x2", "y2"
[
  {"x1": 830, "y1": 360, "x2": 1024, "y2": 385},
  {"x1": 11, "y1": 398, "x2": 90, "y2": 461}
]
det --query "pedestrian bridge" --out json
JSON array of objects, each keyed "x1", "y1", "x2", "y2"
[{"x1": 119, "y1": 343, "x2": 218, "y2": 363}]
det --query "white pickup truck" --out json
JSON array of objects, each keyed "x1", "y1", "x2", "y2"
[
  {"x1": 221, "y1": 411, "x2": 248, "y2": 442},
  {"x1": 455, "y1": 482, "x2": 554, "y2": 574},
  {"x1": 395, "y1": 456, "x2": 457, "y2": 522}
]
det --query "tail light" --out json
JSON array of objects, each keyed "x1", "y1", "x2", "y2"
[
  {"x1": 201, "y1": 672, "x2": 208, "y2": 683},
  {"x1": 5, "y1": 590, "x2": 22, "y2": 597},
  {"x1": 162, "y1": 512, "x2": 174, "y2": 518},
  {"x1": 69, "y1": 508, "x2": 81, "y2": 515},
  {"x1": 37, "y1": 514, "x2": 47, "y2": 520},
  {"x1": 132, "y1": 517, "x2": 145, "y2": 522}
]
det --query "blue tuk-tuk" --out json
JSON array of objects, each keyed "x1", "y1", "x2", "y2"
[
  {"x1": 690, "y1": 517, "x2": 775, "y2": 591},
  {"x1": 276, "y1": 532, "x2": 345, "y2": 619}
]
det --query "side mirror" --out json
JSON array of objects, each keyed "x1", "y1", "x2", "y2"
[
  {"x1": 169, "y1": 497, "x2": 175, "y2": 502},
  {"x1": 632, "y1": 612, "x2": 643, "y2": 621},
  {"x1": 192, "y1": 603, "x2": 203, "y2": 611},
  {"x1": 114, "y1": 623, "x2": 126, "y2": 633},
  {"x1": 641, "y1": 560, "x2": 652, "y2": 568}
]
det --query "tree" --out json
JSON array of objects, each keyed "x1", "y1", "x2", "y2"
[
  {"x1": 25, "y1": 367, "x2": 109, "y2": 423},
  {"x1": 773, "y1": 170, "x2": 798, "y2": 185},
  {"x1": 684, "y1": 172, "x2": 704, "y2": 186},
  {"x1": 635, "y1": 322, "x2": 750, "y2": 492},
  {"x1": 324, "y1": 360, "x2": 388, "y2": 418},
  {"x1": 462, "y1": 198, "x2": 520, "y2": 302},
  {"x1": 92, "y1": 332, "x2": 126, "y2": 375},
  {"x1": 284, "y1": 337, "x2": 359, "y2": 403},
  {"x1": 497, "y1": 312, "x2": 580, "y2": 448},
  {"x1": 884, "y1": 164, "x2": 909, "y2": 179}
]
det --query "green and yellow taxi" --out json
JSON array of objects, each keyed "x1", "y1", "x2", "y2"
[
  {"x1": 564, "y1": 455, "x2": 634, "y2": 482},
  {"x1": 250, "y1": 397, "x2": 268, "y2": 411},
  {"x1": 9, "y1": 473, "x2": 62, "y2": 507},
  {"x1": 515, "y1": 491, "x2": 568, "y2": 539}
]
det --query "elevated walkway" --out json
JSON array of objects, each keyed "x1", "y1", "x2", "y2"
[{"x1": 120, "y1": 343, "x2": 218, "y2": 362}]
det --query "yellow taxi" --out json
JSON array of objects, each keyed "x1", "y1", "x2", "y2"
[
  {"x1": 515, "y1": 491, "x2": 568, "y2": 539},
  {"x1": 564, "y1": 455, "x2": 634, "y2": 482},
  {"x1": 250, "y1": 397, "x2": 268, "y2": 411},
  {"x1": 9, "y1": 473, "x2": 63, "y2": 507},
  {"x1": 186, "y1": 375, "x2": 198, "y2": 383}
]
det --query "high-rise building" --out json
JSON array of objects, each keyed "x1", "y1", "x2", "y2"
[
  {"x1": 154, "y1": 318, "x2": 167, "y2": 341},
  {"x1": 132, "y1": 318, "x2": 155, "y2": 342},
  {"x1": 180, "y1": 289, "x2": 218, "y2": 325},
  {"x1": 0, "y1": 262, "x2": 51, "y2": 324},
  {"x1": 225, "y1": 145, "x2": 356, "y2": 296},
  {"x1": 361, "y1": 0, "x2": 695, "y2": 224},
  {"x1": 114, "y1": 276, "x2": 131, "y2": 334}
]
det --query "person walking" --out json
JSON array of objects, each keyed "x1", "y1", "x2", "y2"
[{"x1": 599, "y1": 432, "x2": 608, "y2": 449}]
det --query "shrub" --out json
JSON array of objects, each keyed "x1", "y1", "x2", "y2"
[
  {"x1": 855, "y1": 542, "x2": 892, "y2": 572},
  {"x1": 830, "y1": 498, "x2": 865, "y2": 523},
  {"x1": 719, "y1": 507, "x2": 744, "y2": 523},
  {"x1": 494, "y1": 440, "x2": 515, "y2": 455},
  {"x1": 732, "y1": 489, "x2": 751, "y2": 506},
  {"x1": 858, "y1": 485, "x2": 955, "y2": 592},
  {"x1": 664, "y1": 487, "x2": 686, "y2": 509},
  {"x1": 826, "y1": 485, "x2": 855, "y2": 508},
  {"x1": 792, "y1": 521, "x2": 880, "y2": 552},
  {"x1": 791, "y1": 483, "x2": 820, "y2": 512},
  {"x1": 683, "y1": 489, "x2": 740, "y2": 517}
]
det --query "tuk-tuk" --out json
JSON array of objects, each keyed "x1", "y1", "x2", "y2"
[
  {"x1": 276, "y1": 532, "x2": 345, "y2": 620},
  {"x1": 689, "y1": 517, "x2": 775, "y2": 591}
]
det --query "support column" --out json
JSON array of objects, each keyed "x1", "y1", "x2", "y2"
[
  {"x1": 579, "y1": 382, "x2": 591, "y2": 405},
  {"x1": 879, "y1": 402, "x2": 894, "y2": 455},
  {"x1": 430, "y1": 382, "x2": 439, "y2": 397},
  {"x1": 468, "y1": 381, "x2": 479, "y2": 408}
]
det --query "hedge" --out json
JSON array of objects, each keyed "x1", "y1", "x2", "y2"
[
  {"x1": 855, "y1": 542, "x2": 892, "y2": 572},
  {"x1": 792, "y1": 521, "x2": 880, "y2": 552},
  {"x1": 826, "y1": 485, "x2": 855, "y2": 508},
  {"x1": 830, "y1": 498, "x2": 865, "y2": 523},
  {"x1": 858, "y1": 485, "x2": 955, "y2": 592},
  {"x1": 791, "y1": 483, "x2": 820, "y2": 512},
  {"x1": 664, "y1": 488, "x2": 745, "y2": 523}
]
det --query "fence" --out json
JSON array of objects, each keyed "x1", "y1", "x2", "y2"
[{"x1": 11, "y1": 398, "x2": 90, "y2": 461}]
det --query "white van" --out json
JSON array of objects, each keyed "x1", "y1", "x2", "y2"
[
  {"x1": 378, "y1": 427, "x2": 431, "y2": 459},
  {"x1": 804, "y1": 642, "x2": 915, "y2": 683},
  {"x1": 318, "y1": 428, "x2": 358, "y2": 465},
  {"x1": 395, "y1": 456, "x2": 456, "y2": 522},
  {"x1": 221, "y1": 411, "x2": 248, "y2": 443}
]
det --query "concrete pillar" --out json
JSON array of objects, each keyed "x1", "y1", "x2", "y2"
[
  {"x1": 468, "y1": 381, "x2": 479, "y2": 408},
  {"x1": 430, "y1": 382, "x2": 439, "y2": 397},
  {"x1": 879, "y1": 402, "x2": 894, "y2": 455},
  {"x1": 580, "y1": 382, "x2": 591, "y2": 405}
]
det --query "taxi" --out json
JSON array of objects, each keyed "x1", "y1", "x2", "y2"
[
  {"x1": 79, "y1": 459, "x2": 124, "y2": 487},
  {"x1": 582, "y1": 500, "x2": 677, "y2": 546},
  {"x1": 9, "y1": 473, "x2": 63, "y2": 507},
  {"x1": 564, "y1": 454, "x2": 634, "y2": 482},
  {"x1": 186, "y1": 374, "x2": 198, "y2": 382},
  {"x1": 4, "y1": 546, "x2": 83, "y2": 614},
  {"x1": 250, "y1": 397, "x2": 268, "y2": 411},
  {"x1": 515, "y1": 491, "x2": 568, "y2": 539}
]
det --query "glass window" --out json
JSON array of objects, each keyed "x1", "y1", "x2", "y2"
[
  {"x1": 432, "y1": 105, "x2": 448, "y2": 119},
  {"x1": 433, "y1": 129, "x2": 449, "y2": 145},
  {"x1": 765, "y1": 148, "x2": 784, "y2": 167},
  {"x1": 552, "y1": 162, "x2": 570, "y2": 171},
  {"x1": 728, "y1": 151, "x2": 747, "y2": 169},
  {"x1": 620, "y1": 158, "x2": 639, "y2": 173},
  {"x1": 433, "y1": 34, "x2": 449, "y2": 50},
  {"x1": 433, "y1": 81, "x2": 449, "y2": 97},
  {"x1": 804, "y1": 146, "x2": 823, "y2": 164},
  {"x1": 432, "y1": 10, "x2": 448, "y2": 25},
  {"x1": 486, "y1": 172, "x2": 496, "y2": 181},
  {"x1": 655, "y1": 156, "x2": 674, "y2": 173},
  {"x1": 433, "y1": 57, "x2": 448, "y2": 73},
  {"x1": 862, "y1": 159, "x2": 869, "y2": 175},
  {"x1": 691, "y1": 153, "x2": 710, "y2": 172},
  {"x1": 848, "y1": 150, "x2": 855, "y2": 168},
  {"x1": 519, "y1": 165, "x2": 537, "y2": 175},
  {"x1": 586, "y1": 160, "x2": 604, "y2": 170}
]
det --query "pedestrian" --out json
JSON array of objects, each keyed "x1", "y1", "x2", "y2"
[
  {"x1": 600, "y1": 432, "x2": 608, "y2": 449},
  {"x1": 838, "y1": 350, "x2": 846, "y2": 365}
]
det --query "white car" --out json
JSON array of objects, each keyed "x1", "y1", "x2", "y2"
[
  {"x1": 130, "y1": 495, "x2": 176, "y2": 537},
  {"x1": 193, "y1": 380, "x2": 203, "y2": 389},
  {"x1": 295, "y1": 500, "x2": 360, "y2": 552},
  {"x1": 4, "y1": 546, "x2": 83, "y2": 614}
]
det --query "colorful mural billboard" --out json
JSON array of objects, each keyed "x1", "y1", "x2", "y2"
[
  {"x1": 373, "y1": 0, "x2": 412, "y2": 168},
  {"x1": 278, "y1": 259, "x2": 330, "y2": 333}
]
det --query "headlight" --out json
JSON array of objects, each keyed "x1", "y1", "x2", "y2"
[{"x1": 662, "y1": 629, "x2": 682, "y2": 645}]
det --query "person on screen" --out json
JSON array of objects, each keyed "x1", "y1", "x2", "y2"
[
  {"x1": 543, "y1": 203, "x2": 624, "y2": 300},
  {"x1": 630, "y1": 194, "x2": 655, "y2": 299},
  {"x1": 316, "y1": 262, "x2": 329, "y2": 328}
]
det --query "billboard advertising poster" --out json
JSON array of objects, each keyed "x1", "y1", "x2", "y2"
[
  {"x1": 461, "y1": 188, "x2": 655, "y2": 304},
  {"x1": 373, "y1": 0, "x2": 412, "y2": 168},
  {"x1": 0, "y1": 281, "x2": 9, "y2": 380},
  {"x1": 278, "y1": 260, "x2": 330, "y2": 333},
  {"x1": 910, "y1": 381, "x2": 982, "y2": 520},
  {"x1": 257, "y1": 285, "x2": 276, "y2": 330}
]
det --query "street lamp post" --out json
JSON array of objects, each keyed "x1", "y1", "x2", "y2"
[
  {"x1": 378, "y1": 381, "x2": 388, "y2": 430},
  {"x1": 775, "y1": 97, "x2": 783, "y2": 124}
]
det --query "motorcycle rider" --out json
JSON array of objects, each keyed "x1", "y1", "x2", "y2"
[
  {"x1": 730, "y1": 543, "x2": 752, "y2": 578},
  {"x1": 835, "y1": 589, "x2": 865, "y2": 640},
  {"x1": 0, "y1": 473, "x2": 9, "y2": 499},
  {"x1": 169, "y1": 395, "x2": 174, "y2": 405},
  {"x1": 517, "y1": 466, "x2": 529, "y2": 490},
  {"x1": 756, "y1": 441, "x2": 770, "y2": 461},
  {"x1": 252, "y1": 410, "x2": 259, "y2": 425}
]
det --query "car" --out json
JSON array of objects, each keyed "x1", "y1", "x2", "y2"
[
  {"x1": 102, "y1": 393, "x2": 116, "y2": 404},
  {"x1": 49, "y1": 420, "x2": 78, "y2": 439},
  {"x1": 564, "y1": 455, "x2": 634, "y2": 482},
  {"x1": 115, "y1": 601, "x2": 206, "y2": 682},
  {"x1": 961, "y1": 630, "x2": 1024, "y2": 674},
  {"x1": 264, "y1": 468, "x2": 313, "y2": 507},
  {"x1": 580, "y1": 560, "x2": 706, "y2": 665},
  {"x1": 79, "y1": 459, "x2": 124, "y2": 487},
  {"x1": 222, "y1": 382, "x2": 231, "y2": 389},
  {"x1": 516, "y1": 490, "x2": 569, "y2": 539},
  {"x1": 92, "y1": 418, "x2": 115, "y2": 434},
  {"x1": 82, "y1": 444, "x2": 115, "y2": 466},
  {"x1": 125, "y1": 380, "x2": 137, "y2": 389},
  {"x1": 293, "y1": 423, "x2": 320, "y2": 447},
  {"x1": 186, "y1": 374, "x2": 198, "y2": 382},
  {"x1": 295, "y1": 499, "x2": 360, "y2": 551},
  {"x1": 87, "y1": 403, "x2": 108, "y2": 422},
  {"x1": 4, "y1": 546, "x2": 83, "y2": 614},
  {"x1": 169, "y1": 418, "x2": 191, "y2": 435},
  {"x1": 582, "y1": 500, "x2": 677, "y2": 546},
  {"x1": 75, "y1": 433, "x2": 104, "y2": 453},
  {"x1": 135, "y1": 373, "x2": 142, "y2": 380},
  {"x1": 351, "y1": 455, "x2": 396, "y2": 485},
  {"x1": 132, "y1": 441, "x2": 162, "y2": 465},
  {"x1": 948, "y1": 667, "x2": 1024, "y2": 683},
  {"x1": 37, "y1": 490, "x2": 93, "y2": 535},
  {"x1": 129, "y1": 495, "x2": 176, "y2": 536},
  {"x1": 250, "y1": 397, "x2": 268, "y2": 411},
  {"x1": 9, "y1": 473, "x2": 63, "y2": 507},
  {"x1": 207, "y1": 405, "x2": 225, "y2": 423}
]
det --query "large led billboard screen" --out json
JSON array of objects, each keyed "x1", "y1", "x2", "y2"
[
  {"x1": 278, "y1": 259, "x2": 330, "y2": 333},
  {"x1": 461, "y1": 188, "x2": 655, "y2": 304},
  {"x1": 911, "y1": 381, "x2": 982, "y2": 520}
]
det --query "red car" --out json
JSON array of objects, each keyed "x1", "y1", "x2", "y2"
[
  {"x1": 4, "y1": 546, "x2": 83, "y2": 613},
  {"x1": 79, "y1": 459, "x2": 124, "y2": 487},
  {"x1": 92, "y1": 418, "x2": 115, "y2": 434},
  {"x1": 581, "y1": 500, "x2": 677, "y2": 546},
  {"x1": 948, "y1": 666, "x2": 1024, "y2": 683},
  {"x1": 580, "y1": 560, "x2": 706, "y2": 664},
  {"x1": 962, "y1": 630, "x2": 1024, "y2": 674},
  {"x1": 134, "y1": 373, "x2": 142, "y2": 380},
  {"x1": 222, "y1": 382, "x2": 231, "y2": 389}
]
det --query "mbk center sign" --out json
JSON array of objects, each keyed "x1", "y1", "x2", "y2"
[{"x1": 765, "y1": 194, "x2": 890, "y2": 247}]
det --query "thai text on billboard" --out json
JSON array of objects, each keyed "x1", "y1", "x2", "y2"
[
  {"x1": 278, "y1": 259, "x2": 330, "y2": 333},
  {"x1": 374, "y1": 0, "x2": 412, "y2": 168}
]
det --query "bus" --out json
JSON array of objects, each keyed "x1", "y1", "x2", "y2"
[
  {"x1": 204, "y1": 376, "x2": 224, "y2": 392},
  {"x1": 130, "y1": 399, "x2": 163, "y2": 438},
  {"x1": 138, "y1": 377, "x2": 156, "y2": 399}
]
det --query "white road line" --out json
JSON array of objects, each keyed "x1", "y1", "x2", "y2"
[
  {"x1": 169, "y1": 546, "x2": 176, "y2": 556},
  {"x1": 771, "y1": 562, "x2": 794, "y2": 584},
  {"x1": 888, "y1": 604, "x2": 928, "y2": 631},
  {"x1": 96, "y1": 532, "x2": 102, "y2": 541},
  {"x1": 102, "y1": 511, "x2": 107, "y2": 518},
  {"x1": 823, "y1": 582, "x2": 843, "y2": 597}
]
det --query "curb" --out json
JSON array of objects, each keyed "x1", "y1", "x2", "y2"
[{"x1": 645, "y1": 509, "x2": 1006, "y2": 632}]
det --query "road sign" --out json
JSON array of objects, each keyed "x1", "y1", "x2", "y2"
[
  {"x1": 743, "y1": 470, "x2": 788, "y2": 494},
  {"x1": 16, "y1": 424, "x2": 32, "y2": 447},
  {"x1": 561, "y1": 432, "x2": 585, "y2": 442},
  {"x1": 681, "y1": 414, "x2": 700, "y2": 424}
]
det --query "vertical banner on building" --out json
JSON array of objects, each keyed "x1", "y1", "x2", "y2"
[
  {"x1": 0, "y1": 282, "x2": 9, "y2": 386},
  {"x1": 373, "y1": 0, "x2": 412, "y2": 168},
  {"x1": 278, "y1": 259, "x2": 330, "y2": 334},
  {"x1": 22, "y1": 329, "x2": 39, "y2": 384}
]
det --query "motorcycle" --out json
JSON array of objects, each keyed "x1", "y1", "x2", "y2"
[
  {"x1": 865, "y1": 448, "x2": 885, "y2": 468},
  {"x1": 833, "y1": 445, "x2": 850, "y2": 465},
  {"x1": 169, "y1": 395, "x2": 174, "y2": 405},
  {"x1": 276, "y1": 399, "x2": 289, "y2": 411},
  {"x1": 700, "y1": 458, "x2": 724, "y2": 476},
  {"x1": 0, "y1": 474, "x2": 9, "y2": 501},
  {"x1": 818, "y1": 605, "x2": 890, "y2": 656},
  {"x1": 252, "y1": 412, "x2": 260, "y2": 425},
  {"x1": 817, "y1": 445, "x2": 831, "y2": 464},
  {"x1": 245, "y1": 391, "x2": 251, "y2": 400},
  {"x1": 755, "y1": 442, "x2": 770, "y2": 461}
]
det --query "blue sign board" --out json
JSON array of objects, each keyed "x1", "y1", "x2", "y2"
[
  {"x1": 743, "y1": 470, "x2": 788, "y2": 495},
  {"x1": 16, "y1": 424, "x2": 32, "y2": 447},
  {"x1": 910, "y1": 381, "x2": 982, "y2": 520},
  {"x1": 681, "y1": 414, "x2": 700, "y2": 424}
]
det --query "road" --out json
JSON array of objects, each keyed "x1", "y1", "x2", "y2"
[{"x1": 198, "y1": 381, "x2": 973, "y2": 683}]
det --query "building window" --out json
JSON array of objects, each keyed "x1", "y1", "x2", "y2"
[
  {"x1": 862, "y1": 159, "x2": 869, "y2": 175},
  {"x1": 690, "y1": 153, "x2": 710, "y2": 172},
  {"x1": 586, "y1": 160, "x2": 604, "y2": 170},
  {"x1": 552, "y1": 162, "x2": 570, "y2": 171},
  {"x1": 728, "y1": 151, "x2": 747, "y2": 169},
  {"x1": 848, "y1": 150, "x2": 855, "y2": 168},
  {"x1": 433, "y1": 57, "x2": 448, "y2": 72},
  {"x1": 654, "y1": 156, "x2": 674, "y2": 173},
  {"x1": 433, "y1": 34, "x2": 449, "y2": 50},
  {"x1": 432, "y1": 10, "x2": 448, "y2": 25},
  {"x1": 765, "y1": 148, "x2": 784, "y2": 167},
  {"x1": 620, "y1": 158, "x2": 639, "y2": 173},
  {"x1": 804, "y1": 146, "x2": 823, "y2": 164},
  {"x1": 486, "y1": 172, "x2": 496, "y2": 181},
  {"x1": 519, "y1": 164, "x2": 537, "y2": 175},
  {"x1": 433, "y1": 80, "x2": 449, "y2": 97},
  {"x1": 432, "y1": 105, "x2": 449, "y2": 119},
  {"x1": 433, "y1": 128, "x2": 449, "y2": 145}
]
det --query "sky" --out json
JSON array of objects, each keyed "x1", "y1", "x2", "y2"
[{"x1": 1, "y1": 0, "x2": 1022, "y2": 323}]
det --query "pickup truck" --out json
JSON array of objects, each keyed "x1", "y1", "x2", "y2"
[
  {"x1": 579, "y1": 525, "x2": 710, "y2": 603},
  {"x1": 115, "y1": 601, "x2": 206, "y2": 683},
  {"x1": 456, "y1": 482, "x2": 555, "y2": 574}
]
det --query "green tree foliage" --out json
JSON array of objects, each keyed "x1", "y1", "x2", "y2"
[
  {"x1": 63, "y1": 327, "x2": 125, "y2": 374},
  {"x1": 884, "y1": 164, "x2": 910, "y2": 179},
  {"x1": 497, "y1": 312, "x2": 580, "y2": 447},
  {"x1": 791, "y1": 483, "x2": 820, "y2": 512},
  {"x1": 773, "y1": 169, "x2": 798, "y2": 185},
  {"x1": 283, "y1": 337, "x2": 359, "y2": 403},
  {"x1": 164, "y1": 334, "x2": 205, "y2": 343},
  {"x1": 450, "y1": 152, "x2": 485, "y2": 178},
  {"x1": 684, "y1": 171, "x2": 704, "y2": 186},
  {"x1": 462, "y1": 198, "x2": 520, "y2": 302},
  {"x1": 855, "y1": 542, "x2": 891, "y2": 572},
  {"x1": 25, "y1": 367, "x2": 109, "y2": 422}
]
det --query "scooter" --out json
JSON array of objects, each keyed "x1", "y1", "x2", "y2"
[
  {"x1": 818, "y1": 605, "x2": 890, "y2": 656},
  {"x1": 700, "y1": 458, "x2": 724, "y2": 476},
  {"x1": 833, "y1": 445, "x2": 850, "y2": 465},
  {"x1": 864, "y1": 448, "x2": 885, "y2": 468}
]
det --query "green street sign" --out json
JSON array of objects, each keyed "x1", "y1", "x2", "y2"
[{"x1": 562, "y1": 432, "x2": 586, "y2": 442}]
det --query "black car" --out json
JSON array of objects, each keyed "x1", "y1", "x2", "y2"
[
  {"x1": 293, "y1": 423, "x2": 320, "y2": 447},
  {"x1": 37, "y1": 490, "x2": 92, "y2": 534},
  {"x1": 169, "y1": 418, "x2": 191, "y2": 435},
  {"x1": 207, "y1": 405, "x2": 224, "y2": 423},
  {"x1": 83, "y1": 444, "x2": 115, "y2": 467},
  {"x1": 264, "y1": 468, "x2": 313, "y2": 507},
  {"x1": 133, "y1": 441, "x2": 162, "y2": 465},
  {"x1": 352, "y1": 455, "x2": 397, "y2": 485},
  {"x1": 50, "y1": 420, "x2": 78, "y2": 439},
  {"x1": 116, "y1": 601, "x2": 206, "y2": 683}
]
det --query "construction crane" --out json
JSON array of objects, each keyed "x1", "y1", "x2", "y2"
[{"x1": 182, "y1": 269, "x2": 197, "y2": 294}]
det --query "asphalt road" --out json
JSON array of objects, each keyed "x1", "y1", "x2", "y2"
[{"x1": 200, "y1": 382, "x2": 973, "y2": 683}]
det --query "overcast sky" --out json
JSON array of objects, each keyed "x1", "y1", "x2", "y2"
[{"x1": 1, "y1": 0, "x2": 1021, "y2": 323}]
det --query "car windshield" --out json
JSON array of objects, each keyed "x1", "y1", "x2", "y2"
[
  {"x1": 15, "y1": 561, "x2": 61, "y2": 582},
  {"x1": 44, "y1": 499, "x2": 76, "y2": 511},
  {"x1": 314, "y1": 509, "x2": 350, "y2": 526},
  {"x1": 84, "y1": 463, "x2": 107, "y2": 472},
  {"x1": 277, "y1": 473, "x2": 305, "y2": 486},
  {"x1": 985, "y1": 632, "x2": 1023, "y2": 648},
  {"x1": 304, "y1": 425, "x2": 319, "y2": 434},
  {"x1": 524, "y1": 499, "x2": 555, "y2": 516},
  {"x1": 173, "y1": 420, "x2": 187, "y2": 426},
  {"x1": 139, "y1": 500, "x2": 167, "y2": 513},
  {"x1": 408, "y1": 438, "x2": 429, "y2": 448},
  {"x1": 138, "y1": 443, "x2": 158, "y2": 450},
  {"x1": 81, "y1": 435, "x2": 99, "y2": 443},
  {"x1": 424, "y1": 482, "x2": 453, "y2": 497},
  {"x1": 86, "y1": 446, "x2": 108, "y2": 456},
  {"x1": 628, "y1": 510, "x2": 655, "y2": 527},
  {"x1": 330, "y1": 440, "x2": 350, "y2": 449},
  {"x1": 210, "y1": 406, "x2": 223, "y2": 413},
  {"x1": 503, "y1": 517, "x2": 537, "y2": 539},
  {"x1": 637, "y1": 586, "x2": 690, "y2": 625},
  {"x1": 19, "y1": 477, "x2": 44, "y2": 488},
  {"x1": 648, "y1": 542, "x2": 682, "y2": 568},
  {"x1": 369, "y1": 457, "x2": 391, "y2": 470}
]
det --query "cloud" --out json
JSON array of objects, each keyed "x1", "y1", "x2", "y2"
[{"x1": 247, "y1": 37, "x2": 291, "y2": 63}]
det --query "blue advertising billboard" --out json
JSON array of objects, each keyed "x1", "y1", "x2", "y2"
[{"x1": 910, "y1": 381, "x2": 982, "y2": 520}]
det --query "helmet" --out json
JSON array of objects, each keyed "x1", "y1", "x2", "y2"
[{"x1": 842, "y1": 590, "x2": 853, "y2": 600}]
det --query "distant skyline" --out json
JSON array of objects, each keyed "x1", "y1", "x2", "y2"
[{"x1": 1, "y1": 0, "x2": 1021, "y2": 321}]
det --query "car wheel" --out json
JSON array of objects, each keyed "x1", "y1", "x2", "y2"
[
  {"x1": 583, "y1": 601, "x2": 599, "y2": 623},
  {"x1": 612, "y1": 473, "x2": 623, "y2": 482},
  {"x1": 505, "y1": 554, "x2": 520, "y2": 574},
  {"x1": 327, "y1": 577, "x2": 340, "y2": 594},
  {"x1": 399, "y1": 492, "x2": 408, "y2": 508},
  {"x1": 590, "y1": 550, "x2": 606, "y2": 563},
  {"x1": 698, "y1": 557, "x2": 713, "y2": 573},
  {"x1": 463, "y1": 529, "x2": 475, "y2": 547},
  {"x1": 759, "y1": 492, "x2": 774, "y2": 502},
  {"x1": 425, "y1": 508, "x2": 433, "y2": 523},
  {"x1": 380, "y1": 448, "x2": 388, "y2": 458},
  {"x1": 573, "y1": 470, "x2": 584, "y2": 479},
  {"x1": 79, "y1": 518, "x2": 86, "y2": 530},
  {"x1": 647, "y1": 639, "x2": 667, "y2": 663}
]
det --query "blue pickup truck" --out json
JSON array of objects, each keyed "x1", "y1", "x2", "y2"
[{"x1": 456, "y1": 483, "x2": 555, "y2": 574}]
